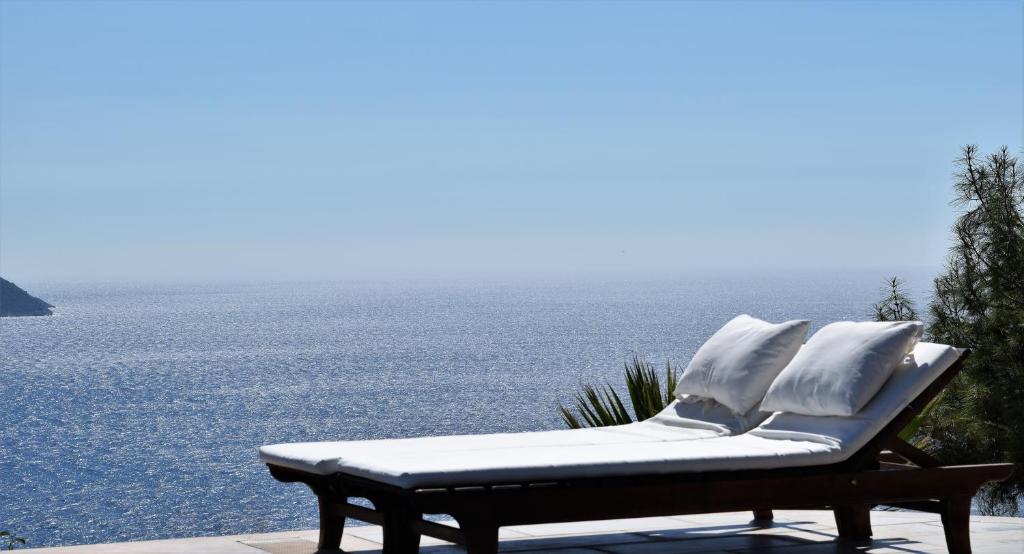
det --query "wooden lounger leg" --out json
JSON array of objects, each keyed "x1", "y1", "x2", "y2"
[
  {"x1": 316, "y1": 494, "x2": 344, "y2": 552},
  {"x1": 381, "y1": 504, "x2": 421, "y2": 554},
  {"x1": 833, "y1": 503, "x2": 872, "y2": 539},
  {"x1": 464, "y1": 525, "x2": 498, "y2": 554},
  {"x1": 940, "y1": 494, "x2": 972, "y2": 554},
  {"x1": 752, "y1": 509, "x2": 774, "y2": 521},
  {"x1": 456, "y1": 515, "x2": 499, "y2": 554}
]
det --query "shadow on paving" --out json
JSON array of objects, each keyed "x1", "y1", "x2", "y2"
[{"x1": 245, "y1": 520, "x2": 943, "y2": 554}]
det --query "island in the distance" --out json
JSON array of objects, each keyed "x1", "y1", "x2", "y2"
[{"x1": 1, "y1": 277, "x2": 54, "y2": 317}]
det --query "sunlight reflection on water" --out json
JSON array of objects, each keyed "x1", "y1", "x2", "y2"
[{"x1": 0, "y1": 271, "x2": 933, "y2": 547}]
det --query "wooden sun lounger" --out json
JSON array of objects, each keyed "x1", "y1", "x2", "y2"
[{"x1": 265, "y1": 350, "x2": 1013, "y2": 554}]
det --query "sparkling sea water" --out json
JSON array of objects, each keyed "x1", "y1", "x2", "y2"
[{"x1": 0, "y1": 270, "x2": 933, "y2": 548}]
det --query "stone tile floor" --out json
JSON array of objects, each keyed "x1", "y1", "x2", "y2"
[{"x1": 23, "y1": 510, "x2": 1023, "y2": 553}]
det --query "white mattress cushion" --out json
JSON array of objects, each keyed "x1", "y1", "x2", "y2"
[
  {"x1": 259, "y1": 398, "x2": 751, "y2": 477},
  {"x1": 260, "y1": 342, "x2": 958, "y2": 489},
  {"x1": 259, "y1": 398, "x2": 776, "y2": 479},
  {"x1": 761, "y1": 321, "x2": 925, "y2": 416},
  {"x1": 327, "y1": 433, "x2": 841, "y2": 489},
  {"x1": 675, "y1": 315, "x2": 810, "y2": 414},
  {"x1": 260, "y1": 420, "x2": 728, "y2": 478}
]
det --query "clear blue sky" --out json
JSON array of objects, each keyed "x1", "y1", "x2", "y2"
[{"x1": 1, "y1": 1, "x2": 1021, "y2": 282}]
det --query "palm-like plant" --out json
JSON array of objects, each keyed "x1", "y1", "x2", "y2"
[{"x1": 559, "y1": 356, "x2": 679, "y2": 428}]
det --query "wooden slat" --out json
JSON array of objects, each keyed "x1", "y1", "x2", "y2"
[
  {"x1": 410, "y1": 519, "x2": 466, "y2": 545},
  {"x1": 877, "y1": 450, "x2": 908, "y2": 464},
  {"x1": 886, "y1": 500, "x2": 944, "y2": 514},
  {"x1": 410, "y1": 463, "x2": 1013, "y2": 523},
  {"x1": 887, "y1": 437, "x2": 942, "y2": 468},
  {"x1": 879, "y1": 461, "x2": 915, "y2": 471},
  {"x1": 329, "y1": 499, "x2": 467, "y2": 544},
  {"x1": 337, "y1": 503, "x2": 385, "y2": 525}
]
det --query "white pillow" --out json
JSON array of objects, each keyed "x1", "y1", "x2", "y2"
[
  {"x1": 760, "y1": 320, "x2": 925, "y2": 416},
  {"x1": 674, "y1": 314, "x2": 810, "y2": 415}
]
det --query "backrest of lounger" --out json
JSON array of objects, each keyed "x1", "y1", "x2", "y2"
[{"x1": 747, "y1": 342, "x2": 961, "y2": 456}]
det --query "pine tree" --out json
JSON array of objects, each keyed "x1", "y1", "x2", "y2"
[
  {"x1": 923, "y1": 145, "x2": 1024, "y2": 515},
  {"x1": 873, "y1": 276, "x2": 919, "y2": 322}
]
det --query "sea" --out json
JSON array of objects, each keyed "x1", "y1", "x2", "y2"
[{"x1": 0, "y1": 270, "x2": 936, "y2": 548}]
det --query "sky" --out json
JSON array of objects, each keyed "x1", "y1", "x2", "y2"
[{"x1": 1, "y1": 1, "x2": 1021, "y2": 282}]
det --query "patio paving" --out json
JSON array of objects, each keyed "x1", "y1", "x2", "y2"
[{"x1": 22, "y1": 510, "x2": 1023, "y2": 553}]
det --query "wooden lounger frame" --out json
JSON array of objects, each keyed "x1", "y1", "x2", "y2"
[{"x1": 266, "y1": 350, "x2": 1013, "y2": 554}]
